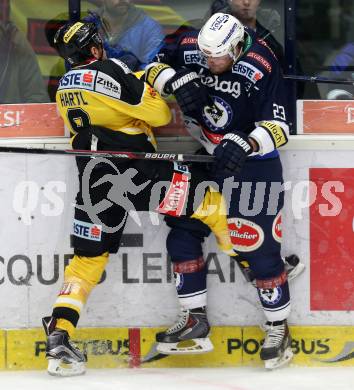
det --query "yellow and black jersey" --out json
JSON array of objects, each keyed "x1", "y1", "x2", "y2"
[{"x1": 56, "y1": 58, "x2": 171, "y2": 150}]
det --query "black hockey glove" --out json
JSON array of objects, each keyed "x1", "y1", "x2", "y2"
[
  {"x1": 164, "y1": 69, "x2": 210, "y2": 115},
  {"x1": 212, "y1": 132, "x2": 253, "y2": 177}
]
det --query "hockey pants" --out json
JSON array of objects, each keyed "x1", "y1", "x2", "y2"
[{"x1": 166, "y1": 156, "x2": 291, "y2": 322}]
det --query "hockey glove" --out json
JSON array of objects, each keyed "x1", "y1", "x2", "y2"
[
  {"x1": 164, "y1": 69, "x2": 210, "y2": 115},
  {"x1": 212, "y1": 132, "x2": 253, "y2": 177}
]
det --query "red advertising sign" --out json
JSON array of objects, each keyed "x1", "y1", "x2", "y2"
[
  {"x1": 0, "y1": 103, "x2": 65, "y2": 137},
  {"x1": 310, "y1": 168, "x2": 354, "y2": 310},
  {"x1": 299, "y1": 101, "x2": 354, "y2": 134},
  {"x1": 0, "y1": 102, "x2": 188, "y2": 138}
]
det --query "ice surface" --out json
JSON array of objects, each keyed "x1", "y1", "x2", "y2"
[{"x1": 0, "y1": 367, "x2": 353, "y2": 390}]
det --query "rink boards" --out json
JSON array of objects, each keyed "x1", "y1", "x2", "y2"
[
  {"x1": 1, "y1": 326, "x2": 354, "y2": 370},
  {"x1": 0, "y1": 135, "x2": 353, "y2": 371}
]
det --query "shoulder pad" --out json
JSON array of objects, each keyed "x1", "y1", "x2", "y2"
[{"x1": 109, "y1": 58, "x2": 132, "y2": 74}]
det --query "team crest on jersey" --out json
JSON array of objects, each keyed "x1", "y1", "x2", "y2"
[
  {"x1": 202, "y1": 96, "x2": 232, "y2": 132},
  {"x1": 259, "y1": 287, "x2": 282, "y2": 305},
  {"x1": 174, "y1": 272, "x2": 184, "y2": 291}
]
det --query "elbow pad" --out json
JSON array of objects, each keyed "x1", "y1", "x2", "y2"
[
  {"x1": 144, "y1": 62, "x2": 176, "y2": 97},
  {"x1": 249, "y1": 121, "x2": 289, "y2": 155}
]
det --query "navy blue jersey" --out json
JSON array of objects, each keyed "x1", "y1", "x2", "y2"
[{"x1": 157, "y1": 28, "x2": 289, "y2": 152}]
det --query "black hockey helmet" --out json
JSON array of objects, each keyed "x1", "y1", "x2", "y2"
[{"x1": 53, "y1": 21, "x2": 103, "y2": 65}]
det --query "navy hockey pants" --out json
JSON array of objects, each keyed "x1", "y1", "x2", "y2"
[{"x1": 166, "y1": 156, "x2": 291, "y2": 321}]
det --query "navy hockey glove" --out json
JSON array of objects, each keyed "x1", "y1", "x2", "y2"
[
  {"x1": 164, "y1": 69, "x2": 210, "y2": 115},
  {"x1": 212, "y1": 132, "x2": 253, "y2": 176}
]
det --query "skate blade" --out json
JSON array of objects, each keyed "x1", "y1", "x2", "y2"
[
  {"x1": 156, "y1": 337, "x2": 214, "y2": 355},
  {"x1": 287, "y1": 262, "x2": 305, "y2": 282},
  {"x1": 47, "y1": 358, "x2": 86, "y2": 377},
  {"x1": 141, "y1": 342, "x2": 169, "y2": 363},
  {"x1": 264, "y1": 347, "x2": 293, "y2": 370}
]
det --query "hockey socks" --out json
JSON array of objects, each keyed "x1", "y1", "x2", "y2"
[{"x1": 52, "y1": 252, "x2": 109, "y2": 336}]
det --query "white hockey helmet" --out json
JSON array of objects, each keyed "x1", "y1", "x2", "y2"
[{"x1": 198, "y1": 13, "x2": 244, "y2": 61}]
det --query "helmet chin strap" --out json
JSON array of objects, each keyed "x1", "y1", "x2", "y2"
[{"x1": 230, "y1": 41, "x2": 244, "y2": 63}]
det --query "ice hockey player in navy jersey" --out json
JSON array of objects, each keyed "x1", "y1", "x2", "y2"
[{"x1": 145, "y1": 13, "x2": 295, "y2": 369}]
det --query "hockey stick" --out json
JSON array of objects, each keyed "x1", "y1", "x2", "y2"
[
  {"x1": 0, "y1": 146, "x2": 214, "y2": 163},
  {"x1": 284, "y1": 74, "x2": 354, "y2": 85}
]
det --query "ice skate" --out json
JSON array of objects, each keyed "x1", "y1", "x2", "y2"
[
  {"x1": 42, "y1": 316, "x2": 87, "y2": 376},
  {"x1": 236, "y1": 254, "x2": 305, "y2": 286},
  {"x1": 156, "y1": 308, "x2": 213, "y2": 354},
  {"x1": 260, "y1": 320, "x2": 293, "y2": 369},
  {"x1": 284, "y1": 254, "x2": 305, "y2": 282}
]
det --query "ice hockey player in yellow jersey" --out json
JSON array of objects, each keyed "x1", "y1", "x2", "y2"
[{"x1": 42, "y1": 21, "x2": 235, "y2": 377}]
